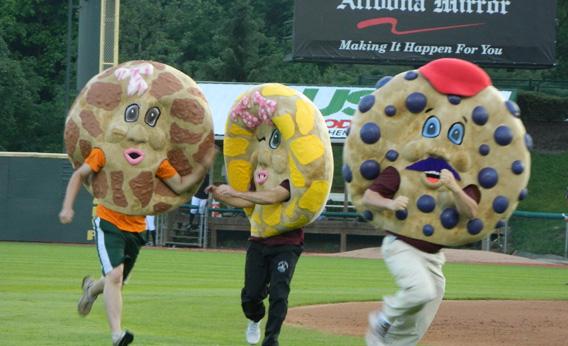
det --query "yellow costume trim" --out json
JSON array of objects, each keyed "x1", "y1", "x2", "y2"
[
  {"x1": 295, "y1": 99, "x2": 314, "y2": 135},
  {"x1": 299, "y1": 180, "x2": 330, "y2": 213},
  {"x1": 224, "y1": 83, "x2": 333, "y2": 238},
  {"x1": 291, "y1": 135, "x2": 325, "y2": 165},
  {"x1": 227, "y1": 160, "x2": 252, "y2": 192}
]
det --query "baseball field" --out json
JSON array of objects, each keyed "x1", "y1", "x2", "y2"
[{"x1": 1, "y1": 242, "x2": 567, "y2": 345}]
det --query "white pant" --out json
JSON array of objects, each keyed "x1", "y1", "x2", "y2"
[
  {"x1": 145, "y1": 215, "x2": 156, "y2": 231},
  {"x1": 190, "y1": 197, "x2": 207, "y2": 215},
  {"x1": 381, "y1": 235, "x2": 446, "y2": 346}
]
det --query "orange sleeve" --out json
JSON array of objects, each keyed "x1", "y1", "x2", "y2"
[
  {"x1": 157, "y1": 159, "x2": 178, "y2": 179},
  {"x1": 84, "y1": 148, "x2": 106, "y2": 173}
]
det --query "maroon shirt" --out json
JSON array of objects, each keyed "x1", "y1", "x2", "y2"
[
  {"x1": 369, "y1": 166, "x2": 481, "y2": 253},
  {"x1": 249, "y1": 179, "x2": 304, "y2": 246}
]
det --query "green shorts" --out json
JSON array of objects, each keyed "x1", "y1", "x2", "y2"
[{"x1": 93, "y1": 217, "x2": 146, "y2": 280}]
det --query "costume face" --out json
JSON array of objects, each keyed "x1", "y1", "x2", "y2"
[
  {"x1": 64, "y1": 61, "x2": 214, "y2": 215},
  {"x1": 344, "y1": 59, "x2": 531, "y2": 246},
  {"x1": 252, "y1": 124, "x2": 289, "y2": 188},
  {"x1": 223, "y1": 83, "x2": 334, "y2": 237}
]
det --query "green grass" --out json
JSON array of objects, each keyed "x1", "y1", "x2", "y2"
[{"x1": 2, "y1": 242, "x2": 566, "y2": 345}]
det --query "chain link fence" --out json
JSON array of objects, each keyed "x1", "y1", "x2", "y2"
[{"x1": 486, "y1": 211, "x2": 568, "y2": 260}]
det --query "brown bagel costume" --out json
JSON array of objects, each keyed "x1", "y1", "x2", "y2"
[
  {"x1": 60, "y1": 61, "x2": 215, "y2": 345},
  {"x1": 345, "y1": 58, "x2": 532, "y2": 346},
  {"x1": 344, "y1": 58, "x2": 531, "y2": 246},
  {"x1": 64, "y1": 60, "x2": 214, "y2": 215}
]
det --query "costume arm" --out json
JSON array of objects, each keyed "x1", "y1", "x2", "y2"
[
  {"x1": 59, "y1": 163, "x2": 94, "y2": 224},
  {"x1": 164, "y1": 149, "x2": 216, "y2": 194},
  {"x1": 164, "y1": 164, "x2": 209, "y2": 195},
  {"x1": 440, "y1": 169, "x2": 478, "y2": 218}
]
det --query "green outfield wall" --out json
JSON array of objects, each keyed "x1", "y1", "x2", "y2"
[{"x1": 0, "y1": 153, "x2": 93, "y2": 243}]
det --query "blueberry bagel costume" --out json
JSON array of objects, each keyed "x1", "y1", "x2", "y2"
[{"x1": 344, "y1": 58, "x2": 531, "y2": 246}]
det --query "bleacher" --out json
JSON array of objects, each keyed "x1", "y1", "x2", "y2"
[{"x1": 160, "y1": 191, "x2": 382, "y2": 252}]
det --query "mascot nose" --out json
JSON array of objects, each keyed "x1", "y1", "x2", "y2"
[
  {"x1": 402, "y1": 139, "x2": 429, "y2": 162},
  {"x1": 452, "y1": 150, "x2": 472, "y2": 172},
  {"x1": 257, "y1": 145, "x2": 271, "y2": 166},
  {"x1": 127, "y1": 124, "x2": 148, "y2": 143}
]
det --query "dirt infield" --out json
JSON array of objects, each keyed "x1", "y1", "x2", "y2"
[
  {"x1": 318, "y1": 246, "x2": 565, "y2": 266},
  {"x1": 286, "y1": 248, "x2": 568, "y2": 346}
]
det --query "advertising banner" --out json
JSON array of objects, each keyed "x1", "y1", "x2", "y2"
[
  {"x1": 199, "y1": 82, "x2": 512, "y2": 142},
  {"x1": 292, "y1": 0, "x2": 557, "y2": 68}
]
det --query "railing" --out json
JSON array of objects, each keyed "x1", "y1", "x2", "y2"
[
  {"x1": 509, "y1": 210, "x2": 568, "y2": 258},
  {"x1": 158, "y1": 204, "x2": 568, "y2": 258}
]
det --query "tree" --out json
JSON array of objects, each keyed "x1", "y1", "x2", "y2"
[{"x1": 0, "y1": 0, "x2": 70, "y2": 152}]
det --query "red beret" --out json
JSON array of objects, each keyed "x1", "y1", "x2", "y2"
[{"x1": 418, "y1": 58, "x2": 492, "y2": 97}]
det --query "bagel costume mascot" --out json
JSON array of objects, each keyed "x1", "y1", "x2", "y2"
[
  {"x1": 208, "y1": 83, "x2": 333, "y2": 346},
  {"x1": 343, "y1": 58, "x2": 531, "y2": 346},
  {"x1": 59, "y1": 61, "x2": 215, "y2": 346}
]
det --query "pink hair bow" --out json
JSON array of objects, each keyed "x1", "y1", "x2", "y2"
[
  {"x1": 114, "y1": 63, "x2": 154, "y2": 96},
  {"x1": 231, "y1": 91, "x2": 277, "y2": 129}
]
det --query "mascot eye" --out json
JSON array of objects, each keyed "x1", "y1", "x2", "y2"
[
  {"x1": 448, "y1": 122, "x2": 465, "y2": 145},
  {"x1": 268, "y1": 129, "x2": 281, "y2": 149},
  {"x1": 145, "y1": 107, "x2": 161, "y2": 127},
  {"x1": 422, "y1": 116, "x2": 441, "y2": 138},
  {"x1": 125, "y1": 104, "x2": 140, "y2": 122}
]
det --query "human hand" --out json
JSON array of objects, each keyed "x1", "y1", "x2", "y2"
[
  {"x1": 205, "y1": 184, "x2": 218, "y2": 195},
  {"x1": 59, "y1": 208, "x2": 74, "y2": 224},
  {"x1": 440, "y1": 169, "x2": 460, "y2": 192},
  {"x1": 389, "y1": 196, "x2": 409, "y2": 211},
  {"x1": 215, "y1": 184, "x2": 237, "y2": 197}
]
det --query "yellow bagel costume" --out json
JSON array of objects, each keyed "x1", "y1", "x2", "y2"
[
  {"x1": 64, "y1": 60, "x2": 214, "y2": 215},
  {"x1": 223, "y1": 83, "x2": 333, "y2": 238},
  {"x1": 344, "y1": 58, "x2": 531, "y2": 246}
]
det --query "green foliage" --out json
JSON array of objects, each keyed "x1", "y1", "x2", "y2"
[
  {"x1": 508, "y1": 217, "x2": 567, "y2": 256},
  {"x1": 2, "y1": 0, "x2": 568, "y2": 153},
  {"x1": 509, "y1": 152, "x2": 568, "y2": 256},
  {"x1": 0, "y1": 0, "x2": 70, "y2": 152},
  {"x1": 518, "y1": 152, "x2": 568, "y2": 212},
  {"x1": 542, "y1": 0, "x2": 568, "y2": 80},
  {"x1": 517, "y1": 91, "x2": 568, "y2": 121},
  {"x1": 0, "y1": 242, "x2": 566, "y2": 345}
]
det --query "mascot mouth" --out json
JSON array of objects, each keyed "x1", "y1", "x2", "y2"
[
  {"x1": 123, "y1": 148, "x2": 145, "y2": 165},
  {"x1": 406, "y1": 157, "x2": 461, "y2": 184},
  {"x1": 254, "y1": 169, "x2": 269, "y2": 185}
]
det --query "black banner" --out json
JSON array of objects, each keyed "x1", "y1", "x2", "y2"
[{"x1": 293, "y1": 0, "x2": 557, "y2": 68}]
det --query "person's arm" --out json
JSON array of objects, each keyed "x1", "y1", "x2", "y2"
[
  {"x1": 59, "y1": 163, "x2": 94, "y2": 224},
  {"x1": 206, "y1": 184, "x2": 255, "y2": 208},
  {"x1": 207, "y1": 184, "x2": 290, "y2": 208},
  {"x1": 440, "y1": 169, "x2": 478, "y2": 218},
  {"x1": 362, "y1": 189, "x2": 409, "y2": 211}
]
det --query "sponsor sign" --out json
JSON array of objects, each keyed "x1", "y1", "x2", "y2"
[
  {"x1": 292, "y1": 0, "x2": 556, "y2": 68},
  {"x1": 199, "y1": 82, "x2": 512, "y2": 142}
]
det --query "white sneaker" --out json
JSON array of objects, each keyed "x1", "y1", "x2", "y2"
[
  {"x1": 77, "y1": 276, "x2": 97, "y2": 316},
  {"x1": 365, "y1": 311, "x2": 390, "y2": 346},
  {"x1": 245, "y1": 320, "x2": 261, "y2": 345},
  {"x1": 112, "y1": 330, "x2": 134, "y2": 346}
]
